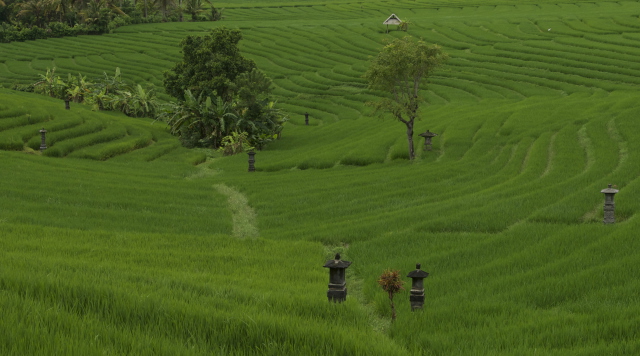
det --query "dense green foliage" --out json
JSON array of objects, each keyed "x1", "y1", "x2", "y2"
[
  {"x1": 162, "y1": 28, "x2": 286, "y2": 150},
  {"x1": 163, "y1": 27, "x2": 254, "y2": 101},
  {"x1": 364, "y1": 36, "x2": 448, "y2": 160},
  {"x1": 2, "y1": 0, "x2": 640, "y2": 354},
  {"x1": 30, "y1": 67, "x2": 160, "y2": 117},
  {"x1": 0, "y1": 0, "x2": 221, "y2": 43}
]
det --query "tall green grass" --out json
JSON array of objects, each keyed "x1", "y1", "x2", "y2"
[{"x1": 2, "y1": 0, "x2": 640, "y2": 354}]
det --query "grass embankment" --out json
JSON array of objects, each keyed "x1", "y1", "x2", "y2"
[
  {"x1": 2, "y1": 0, "x2": 640, "y2": 354},
  {"x1": 2, "y1": 89, "x2": 639, "y2": 354}
]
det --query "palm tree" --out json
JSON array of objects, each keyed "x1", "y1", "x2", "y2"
[
  {"x1": 33, "y1": 67, "x2": 66, "y2": 98},
  {"x1": 155, "y1": 0, "x2": 174, "y2": 20},
  {"x1": 182, "y1": 0, "x2": 204, "y2": 21},
  {"x1": 66, "y1": 73, "x2": 92, "y2": 103},
  {"x1": 161, "y1": 90, "x2": 238, "y2": 148},
  {"x1": 81, "y1": 0, "x2": 124, "y2": 27},
  {"x1": 211, "y1": 95, "x2": 238, "y2": 139},
  {"x1": 126, "y1": 84, "x2": 159, "y2": 117},
  {"x1": 91, "y1": 67, "x2": 125, "y2": 110},
  {"x1": 49, "y1": 0, "x2": 74, "y2": 23},
  {"x1": 16, "y1": 0, "x2": 50, "y2": 27}
]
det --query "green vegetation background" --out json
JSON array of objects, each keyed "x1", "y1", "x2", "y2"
[{"x1": 1, "y1": 0, "x2": 640, "y2": 354}]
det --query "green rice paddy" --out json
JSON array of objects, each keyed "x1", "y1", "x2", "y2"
[{"x1": 2, "y1": 0, "x2": 640, "y2": 354}]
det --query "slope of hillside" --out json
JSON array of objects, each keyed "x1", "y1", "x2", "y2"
[{"x1": 1, "y1": 0, "x2": 640, "y2": 354}]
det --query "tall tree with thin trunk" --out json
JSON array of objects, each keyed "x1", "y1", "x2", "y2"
[{"x1": 364, "y1": 36, "x2": 448, "y2": 160}]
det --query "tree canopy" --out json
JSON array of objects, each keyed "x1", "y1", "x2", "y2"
[
  {"x1": 163, "y1": 27, "x2": 256, "y2": 102},
  {"x1": 364, "y1": 36, "x2": 448, "y2": 160},
  {"x1": 161, "y1": 27, "x2": 286, "y2": 151},
  {"x1": 0, "y1": 0, "x2": 223, "y2": 43}
]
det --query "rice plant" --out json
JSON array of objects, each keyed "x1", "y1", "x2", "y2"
[{"x1": 2, "y1": 0, "x2": 640, "y2": 354}]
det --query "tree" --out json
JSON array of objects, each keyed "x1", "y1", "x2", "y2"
[
  {"x1": 377, "y1": 269, "x2": 405, "y2": 322},
  {"x1": 181, "y1": 0, "x2": 205, "y2": 21},
  {"x1": 152, "y1": 0, "x2": 174, "y2": 20},
  {"x1": 164, "y1": 27, "x2": 256, "y2": 101},
  {"x1": 81, "y1": 0, "x2": 124, "y2": 31},
  {"x1": 209, "y1": 3, "x2": 223, "y2": 21},
  {"x1": 16, "y1": 0, "x2": 51, "y2": 27},
  {"x1": 161, "y1": 28, "x2": 285, "y2": 151},
  {"x1": 113, "y1": 84, "x2": 160, "y2": 118},
  {"x1": 364, "y1": 36, "x2": 448, "y2": 160},
  {"x1": 33, "y1": 67, "x2": 57, "y2": 97}
]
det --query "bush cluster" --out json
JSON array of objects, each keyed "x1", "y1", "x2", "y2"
[
  {"x1": 26, "y1": 67, "x2": 160, "y2": 119},
  {"x1": 0, "y1": 0, "x2": 223, "y2": 43},
  {"x1": 160, "y1": 28, "x2": 287, "y2": 152},
  {"x1": 0, "y1": 19, "x2": 131, "y2": 43}
]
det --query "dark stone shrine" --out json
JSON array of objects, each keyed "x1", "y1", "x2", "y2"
[
  {"x1": 418, "y1": 130, "x2": 438, "y2": 151},
  {"x1": 323, "y1": 253, "x2": 351, "y2": 302},
  {"x1": 39, "y1": 128, "x2": 47, "y2": 151},
  {"x1": 406, "y1": 263, "x2": 429, "y2": 311},
  {"x1": 247, "y1": 151, "x2": 256, "y2": 172},
  {"x1": 601, "y1": 184, "x2": 619, "y2": 224}
]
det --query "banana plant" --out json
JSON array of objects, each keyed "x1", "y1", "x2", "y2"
[{"x1": 66, "y1": 73, "x2": 92, "y2": 103}]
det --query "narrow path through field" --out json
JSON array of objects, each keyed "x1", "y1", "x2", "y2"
[{"x1": 214, "y1": 183, "x2": 259, "y2": 238}]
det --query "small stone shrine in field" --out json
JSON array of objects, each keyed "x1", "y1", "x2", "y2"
[
  {"x1": 383, "y1": 14, "x2": 402, "y2": 33},
  {"x1": 323, "y1": 253, "x2": 351, "y2": 302},
  {"x1": 39, "y1": 128, "x2": 47, "y2": 151},
  {"x1": 406, "y1": 263, "x2": 429, "y2": 311},
  {"x1": 419, "y1": 130, "x2": 438, "y2": 151},
  {"x1": 601, "y1": 184, "x2": 619, "y2": 224},
  {"x1": 247, "y1": 151, "x2": 256, "y2": 172}
]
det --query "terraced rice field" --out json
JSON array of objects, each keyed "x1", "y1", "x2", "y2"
[{"x1": 2, "y1": 0, "x2": 640, "y2": 355}]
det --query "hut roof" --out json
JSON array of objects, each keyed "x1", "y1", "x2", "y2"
[{"x1": 383, "y1": 14, "x2": 402, "y2": 25}]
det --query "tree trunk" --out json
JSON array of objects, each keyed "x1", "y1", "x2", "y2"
[
  {"x1": 389, "y1": 294, "x2": 396, "y2": 321},
  {"x1": 406, "y1": 119, "x2": 415, "y2": 160}
]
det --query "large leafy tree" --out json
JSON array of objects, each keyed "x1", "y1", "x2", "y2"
[
  {"x1": 15, "y1": 0, "x2": 51, "y2": 27},
  {"x1": 364, "y1": 36, "x2": 448, "y2": 160},
  {"x1": 163, "y1": 27, "x2": 256, "y2": 102},
  {"x1": 162, "y1": 27, "x2": 286, "y2": 150},
  {"x1": 181, "y1": 0, "x2": 205, "y2": 21},
  {"x1": 159, "y1": 0, "x2": 173, "y2": 19}
]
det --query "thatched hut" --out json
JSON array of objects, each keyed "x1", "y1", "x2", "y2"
[{"x1": 383, "y1": 14, "x2": 402, "y2": 33}]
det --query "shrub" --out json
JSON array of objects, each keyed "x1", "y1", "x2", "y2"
[
  {"x1": 218, "y1": 132, "x2": 254, "y2": 156},
  {"x1": 47, "y1": 22, "x2": 75, "y2": 38},
  {"x1": 377, "y1": 269, "x2": 405, "y2": 322},
  {"x1": 108, "y1": 16, "x2": 133, "y2": 33},
  {"x1": 20, "y1": 26, "x2": 48, "y2": 41}
]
